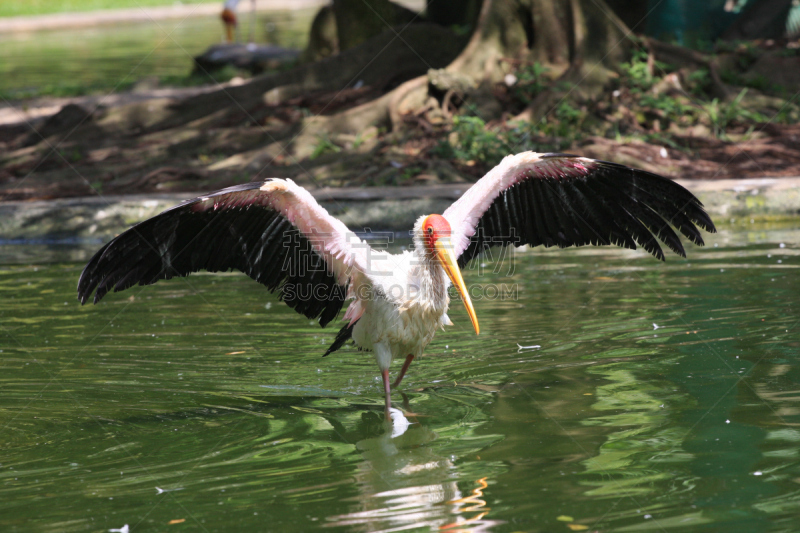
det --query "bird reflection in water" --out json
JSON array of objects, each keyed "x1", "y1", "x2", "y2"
[
  {"x1": 325, "y1": 405, "x2": 499, "y2": 532},
  {"x1": 440, "y1": 478, "x2": 492, "y2": 532}
]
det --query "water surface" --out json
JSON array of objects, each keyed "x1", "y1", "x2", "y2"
[{"x1": 1, "y1": 220, "x2": 798, "y2": 532}]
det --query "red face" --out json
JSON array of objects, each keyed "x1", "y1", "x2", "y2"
[{"x1": 422, "y1": 214, "x2": 451, "y2": 251}]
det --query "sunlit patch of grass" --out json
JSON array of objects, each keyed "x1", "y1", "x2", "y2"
[{"x1": 0, "y1": 0, "x2": 219, "y2": 18}]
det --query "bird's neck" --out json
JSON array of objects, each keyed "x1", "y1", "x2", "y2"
[
  {"x1": 409, "y1": 216, "x2": 450, "y2": 313},
  {"x1": 411, "y1": 248, "x2": 450, "y2": 313}
]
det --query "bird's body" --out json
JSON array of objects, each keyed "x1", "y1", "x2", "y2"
[
  {"x1": 220, "y1": 0, "x2": 254, "y2": 43},
  {"x1": 349, "y1": 235, "x2": 454, "y2": 396},
  {"x1": 78, "y1": 152, "x2": 716, "y2": 417},
  {"x1": 221, "y1": 2, "x2": 238, "y2": 43}
]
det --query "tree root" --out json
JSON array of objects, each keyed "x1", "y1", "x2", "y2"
[
  {"x1": 145, "y1": 22, "x2": 465, "y2": 134},
  {"x1": 645, "y1": 39, "x2": 735, "y2": 100}
]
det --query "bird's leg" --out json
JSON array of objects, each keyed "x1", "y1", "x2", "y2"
[
  {"x1": 392, "y1": 354, "x2": 415, "y2": 388},
  {"x1": 381, "y1": 369, "x2": 392, "y2": 420},
  {"x1": 373, "y1": 342, "x2": 394, "y2": 420}
]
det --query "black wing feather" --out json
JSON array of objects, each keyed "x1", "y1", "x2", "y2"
[
  {"x1": 457, "y1": 155, "x2": 716, "y2": 267},
  {"x1": 77, "y1": 181, "x2": 347, "y2": 328}
]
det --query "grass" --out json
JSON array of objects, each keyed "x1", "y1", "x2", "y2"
[
  {"x1": 0, "y1": 0, "x2": 219, "y2": 18},
  {"x1": 309, "y1": 135, "x2": 341, "y2": 160}
]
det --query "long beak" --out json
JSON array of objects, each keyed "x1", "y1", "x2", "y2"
[{"x1": 435, "y1": 237, "x2": 480, "y2": 335}]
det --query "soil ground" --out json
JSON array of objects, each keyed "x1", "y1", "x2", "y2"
[{"x1": 1, "y1": 82, "x2": 798, "y2": 204}]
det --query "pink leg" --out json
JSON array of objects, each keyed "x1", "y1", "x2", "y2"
[
  {"x1": 381, "y1": 369, "x2": 392, "y2": 420},
  {"x1": 392, "y1": 354, "x2": 415, "y2": 388}
]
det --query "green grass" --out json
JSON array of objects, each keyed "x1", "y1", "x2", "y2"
[{"x1": 0, "y1": 0, "x2": 219, "y2": 18}]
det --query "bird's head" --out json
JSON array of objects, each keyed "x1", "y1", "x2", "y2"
[{"x1": 419, "y1": 214, "x2": 479, "y2": 335}]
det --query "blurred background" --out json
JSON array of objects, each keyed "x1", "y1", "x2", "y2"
[{"x1": 1, "y1": 0, "x2": 799, "y2": 202}]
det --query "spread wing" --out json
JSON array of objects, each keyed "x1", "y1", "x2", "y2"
[
  {"x1": 443, "y1": 152, "x2": 716, "y2": 266},
  {"x1": 77, "y1": 179, "x2": 371, "y2": 328}
]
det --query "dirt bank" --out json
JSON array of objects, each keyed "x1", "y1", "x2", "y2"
[{"x1": 2, "y1": 81, "x2": 799, "y2": 205}]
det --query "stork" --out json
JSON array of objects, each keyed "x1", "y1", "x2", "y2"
[
  {"x1": 221, "y1": 0, "x2": 239, "y2": 43},
  {"x1": 77, "y1": 152, "x2": 716, "y2": 417},
  {"x1": 221, "y1": 0, "x2": 256, "y2": 43}
]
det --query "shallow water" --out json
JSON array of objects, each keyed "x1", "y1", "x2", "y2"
[
  {"x1": 0, "y1": 10, "x2": 313, "y2": 96},
  {"x1": 1, "y1": 220, "x2": 799, "y2": 532}
]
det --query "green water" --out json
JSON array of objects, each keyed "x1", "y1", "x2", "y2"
[
  {"x1": 0, "y1": 10, "x2": 313, "y2": 97},
  {"x1": 1, "y1": 221, "x2": 799, "y2": 532}
]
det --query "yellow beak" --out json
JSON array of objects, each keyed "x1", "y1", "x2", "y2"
[{"x1": 435, "y1": 237, "x2": 480, "y2": 335}]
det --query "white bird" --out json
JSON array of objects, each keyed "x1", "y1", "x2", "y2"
[{"x1": 77, "y1": 152, "x2": 716, "y2": 417}]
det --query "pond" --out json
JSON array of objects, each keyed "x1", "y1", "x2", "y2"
[
  {"x1": 0, "y1": 219, "x2": 798, "y2": 532},
  {"x1": 0, "y1": 9, "x2": 314, "y2": 97}
]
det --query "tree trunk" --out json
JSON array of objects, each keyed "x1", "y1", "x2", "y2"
[
  {"x1": 391, "y1": 0, "x2": 633, "y2": 122},
  {"x1": 453, "y1": 0, "x2": 631, "y2": 81},
  {"x1": 603, "y1": 0, "x2": 648, "y2": 33},
  {"x1": 301, "y1": 5, "x2": 339, "y2": 62},
  {"x1": 426, "y1": 0, "x2": 483, "y2": 27},
  {"x1": 331, "y1": 0, "x2": 419, "y2": 50},
  {"x1": 156, "y1": 0, "x2": 634, "y2": 133}
]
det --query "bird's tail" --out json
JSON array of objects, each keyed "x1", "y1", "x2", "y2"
[{"x1": 323, "y1": 320, "x2": 359, "y2": 356}]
